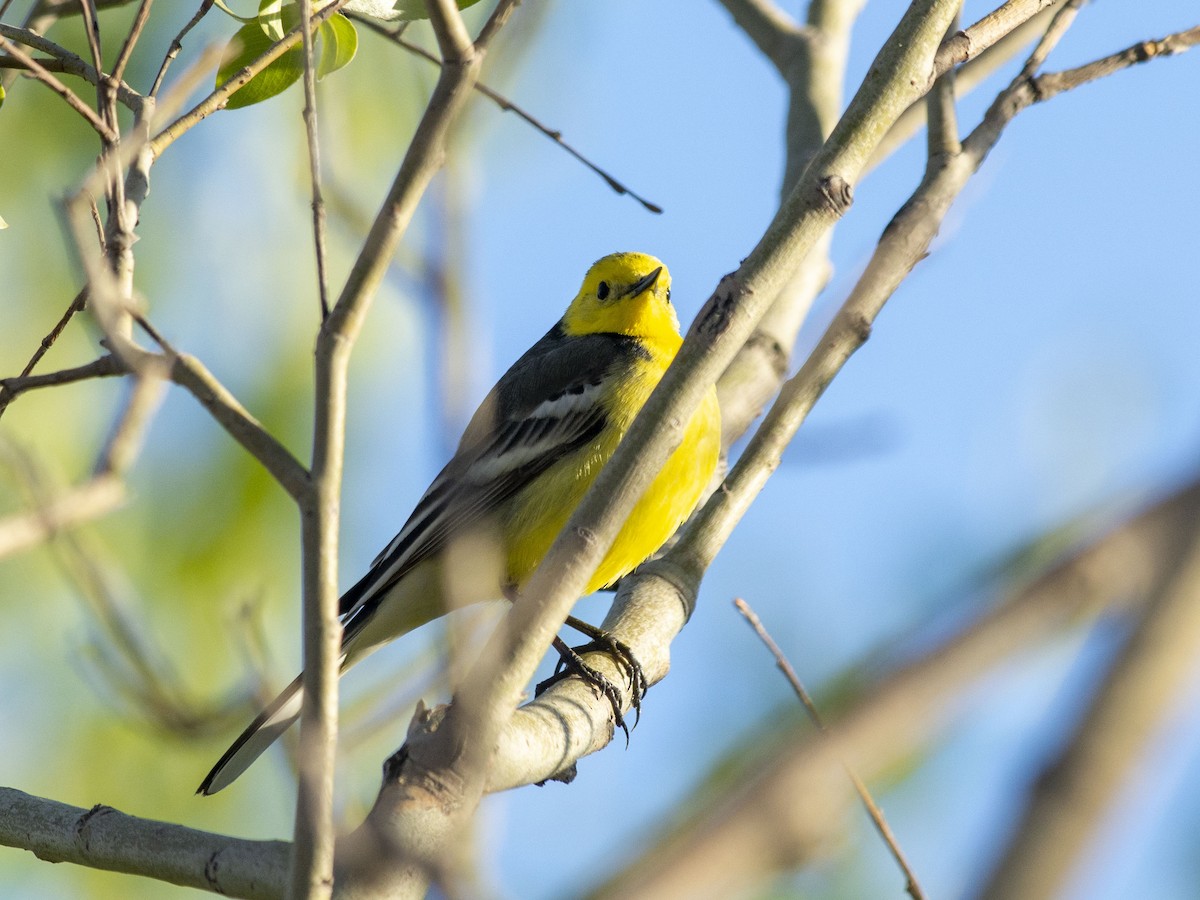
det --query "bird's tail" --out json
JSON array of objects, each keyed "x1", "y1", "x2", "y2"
[
  {"x1": 197, "y1": 560, "x2": 450, "y2": 795},
  {"x1": 197, "y1": 673, "x2": 306, "y2": 795}
]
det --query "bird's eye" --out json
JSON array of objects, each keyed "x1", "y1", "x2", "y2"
[
  {"x1": 597, "y1": 281, "x2": 610, "y2": 300},
  {"x1": 666, "y1": 288, "x2": 672, "y2": 304}
]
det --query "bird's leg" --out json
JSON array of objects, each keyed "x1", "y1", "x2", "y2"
[
  {"x1": 561, "y1": 615, "x2": 648, "y2": 718},
  {"x1": 538, "y1": 636, "x2": 632, "y2": 744}
]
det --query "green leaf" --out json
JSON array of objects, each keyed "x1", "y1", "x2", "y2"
[
  {"x1": 317, "y1": 15, "x2": 358, "y2": 80},
  {"x1": 341, "y1": 0, "x2": 403, "y2": 20},
  {"x1": 216, "y1": 20, "x2": 304, "y2": 109},
  {"x1": 257, "y1": 0, "x2": 287, "y2": 40},
  {"x1": 389, "y1": 0, "x2": 486, "y2": 22},
  {"x1": 212, "y1": 0, "x2": 259, "y2": 22}
]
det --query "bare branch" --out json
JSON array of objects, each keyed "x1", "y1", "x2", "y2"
[
  {"x1": 717, "y1": 0, "x2": 808, "y2": 75},
  {"x1": 0, "y1": 787, "x2": 288, "y2": 900},
  {"x1": 962, "y1": 22, "x2": 1200, "y2": 164},
  {"x1": 149, "y1": 0, "x2": 216, "y2": 97},
  {"x1": 871, "y1": 1, "x2": 1062, "y2": 171},
  {"x1": 980, "y1": 498, "x2": 1200, "y2": 898},
  {"x1": 346, "y1": 6, "x2": 961, "y2": 896},
  {"x1": 289, "y1": 0, "x2": 346, "y2": 891},
  {"x1": 149, "y1": 0, "x2": 351, "y2": 158},
  {"x1": 297, "y1": 0, "x2": 331, "y2": 321},
  {"x1": 0, "y1": 31, "x2": 118, "y2": 139},
  {"x1": 595, "y1": 478, "x2": 1200, "y2": 898},
  {"x1": 1031, "y1": 23, "x2": 1200, "y2": 100},
  {"x1": 932, "y1": 0, "x2": 1058, "y2": 82},
  {"x1": 0, "y1": 474, "x2": 125, "y2": 560},
  {"x1": 0, "y1": 355, "x2": 123, "y2": 408},
  {"x1": 0, "y1": 23, "x2": 144, "y2": 110},
  {"x1": 350, "y1": 15, "x2": 663, "y2": 213},
  {"x1": 926, "y1": 10, "x2": 962, "y2": 162},
  {"x1": 293, "y1": 1, "x2": 522, "y2": 894},
  {"x1": 734, "y1": 598, "x2": 927, "y2": 900}
]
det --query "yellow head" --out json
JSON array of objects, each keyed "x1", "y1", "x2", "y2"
[{"x1": 562, "y1": 252, "x2": 680, "y2": 344}]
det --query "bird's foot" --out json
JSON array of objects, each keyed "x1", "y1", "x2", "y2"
[{"x1": 535, "y1": 622, "x2": 648, "y2": 744}]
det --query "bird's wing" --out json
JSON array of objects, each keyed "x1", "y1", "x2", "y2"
[{"x1": 338, "y1": 327, "x2": 644, "y2": 639}]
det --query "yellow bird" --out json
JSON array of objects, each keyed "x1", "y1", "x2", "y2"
[{"x1": 199, "y1": 252, "x2": 721, "y2": 794}]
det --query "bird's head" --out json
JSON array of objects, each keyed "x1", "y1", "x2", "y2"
[{"x1": 563, "y1": 252, "x2": 680, "y2": 343}]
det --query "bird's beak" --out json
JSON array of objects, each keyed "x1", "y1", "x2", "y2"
[{"x1": 622, "y1": 266, "x2": 663, "y2": 299}]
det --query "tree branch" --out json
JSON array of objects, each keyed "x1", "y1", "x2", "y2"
[
  {"x1": 0, "y1": 22, "x2": 144, "y2": 111},
  {"x1": 980, "y1": 496, "x2": 1200, "y2": 898},
  {"x1": 296, "y1": 0, "x2": 331, "y2": 321},
  {"x1": 593, "y1": 476, "x2": 1200, "y2": 898},
  {"x1": 931, "y1": 0, "x2": 1058, "y2": 82},
  {"x1": 714, "y1": 0, "x2": 865, "y2": 448},
  {"x1": 734, "y1": 597, "x2": 927, "y2": 900},
  {"x1": 0, "y1": 787, "x2": 288, "y2": 900},
  {"x1": 291, "y1": 1, "x2": 521, "y2": 896},
  {"x1": 148, "y1": 0, "x2": 350, "y2": 158},
  {"x1": 349, "y1": 15, "x2": 663, "y2": 214},
  {"x1": 0, "y1": 31, "x2": 118, "y2": 140},
  {"x1": 347, "y1": 4, "x2": 960, "y2": 895},
  {"x1": 0, "y1": 473, "x2": 125, "y2": 560},
  {"x1": 870, "y1": 1, "x2": 1061, "y2": 171},
  {"x1": 717, "y1": 0, "x2": 809, "y2": 75}
]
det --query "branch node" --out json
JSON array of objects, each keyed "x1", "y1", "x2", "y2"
[
  {"x1": 844, "y1": 309, "x2": 873, "y2": 345},
  {"x1": 204, "y1": 849, "x2": 223, "y2": 890},
  {"x1": 74, "y1": 804, "x2": 114, "y2": 850},
  {"x1": 697, "y1": 273, "x2": 746, "y2": 338},
  {"x1": 817, "y1": 174, "x2": 854, "y2": 215},
  {"x1": 572, "y1": 524, "x2": 600, "y2": 553}
]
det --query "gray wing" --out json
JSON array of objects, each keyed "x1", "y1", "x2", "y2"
[{"x1": 337, "y1": 326, "x2": 643, "y2": 637}]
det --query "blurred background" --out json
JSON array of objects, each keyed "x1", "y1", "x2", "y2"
[{"x1": 2, "y1": 1, "x2": 1200, "y2": 897}]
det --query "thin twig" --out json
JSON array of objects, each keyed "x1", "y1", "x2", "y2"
[
  {"x1": 109, "y1": 0, "x2": 153, "y2": 86},
  {"x1": 870, "y1": 2, "x2": 1063, "y2": 172},
  {"x1": 0, "y1": 474, "x2": 125, "y2": 560},
  {"x1": 149, "y1": 0, "x2": 215, "y2": 97},
  {"x1": 0, "y1": 33, "x2": 118, "y2": 140},
  {"x1": 931, "y1": 0, "x2": 1057, "y2": 82},
  {"x1": 0, "y1": 22, "x2": 145, "y2": 110},
  {"x1": 1032, "y1": 22, "x2": 1200, "y2": 98},
  {"x1": 76, "y1": 0, "x2": 104, "y2": 87},
  {"x1": 298, "y1": 0, "x2": 331, "y2": 320},
  {"x1": 0, "y1": 287, "x2": 89, "y2": 419},
  {"x1": 926, "y1": 10, "x2": 962, "y2": 161},
  {"x1": 734, "y1": 598, "x2": 927, "y2": 900},
  {"x1": 961, "y1": 18, "x2": 1200, "y2": 163},
  {"x1": 352, "y1": 14, "x2": 663, "y2": 214},
  {"x1": 149, "y1": 0, "x2": 350, "y2": 158},
  {"x1": 0, "y1": 356, "x2": 124, "y2": 410}
]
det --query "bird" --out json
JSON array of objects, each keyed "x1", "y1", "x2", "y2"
[{"x1": 198, "y1": 251, "x2": 721, "y2": 795}]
